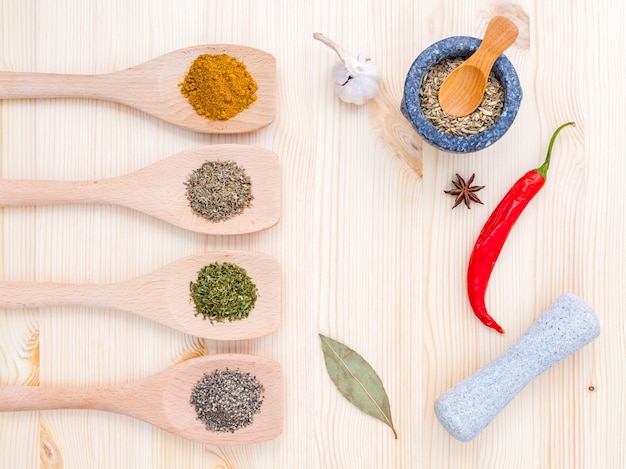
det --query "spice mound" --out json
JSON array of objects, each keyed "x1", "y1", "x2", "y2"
[
  {"x1": 185, "y1": 160, "x2": 253, "y2": 223},
  {"x1": 179, "y1": 53, "x2": 258, "y2": 121},
  {"x1": 420, "y1": 57, "x2": 504, "y2": 137},
  {"x1": 189, "y1": 262, "x2": 258, "y2": 323},
  {"x1": 190, "y1": 368, "x2": 265, "y2": 433}
]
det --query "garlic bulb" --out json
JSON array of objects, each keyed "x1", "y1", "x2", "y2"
[{"x1": 313, "y1": 32, "x2": 382, "y2": 105}]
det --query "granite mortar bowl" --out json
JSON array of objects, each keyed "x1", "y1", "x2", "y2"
[{"x1": 401, "y1": 36, "x2": 522, "y2": 154}]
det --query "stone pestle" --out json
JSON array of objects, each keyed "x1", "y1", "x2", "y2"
[{"x1": 434, "y1": 293, "x2": 600, "y2": 442}]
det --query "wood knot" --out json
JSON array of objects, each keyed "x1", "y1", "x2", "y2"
[
  {"x1": 40, "y1": 424, "x2": 63, "y2": 468},
  {"x1": 369, "y1": 82, "x2": 423, "y2": 179},
  {"x1": 203, "y1": 449, "x2": 234, "y2": 468}
]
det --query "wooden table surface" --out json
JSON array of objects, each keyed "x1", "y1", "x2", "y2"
[{"x1": 0, "y1": 1, "x2": 624, "y2": 468}]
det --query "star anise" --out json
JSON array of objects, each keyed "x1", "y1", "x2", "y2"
[{"x1": 444, "y1": 173, "x2": 485, "y2": 209}]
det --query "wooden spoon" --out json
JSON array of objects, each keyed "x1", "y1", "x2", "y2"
[
  {"x1": 0, "y1": 45, "x2": 276, "y2": 133},
  {"x1": 0, "y1": 251, "x2": 280, "y2": 341},
  {"x1": 438, "y1": 16, "x2": 519, "y2": 117},
  {"x1": 0, "y1": 354, "x2": 282, "y2": 445},
  {"x1": 0, "y1": 144, "x2": 280, "y2": 235}
]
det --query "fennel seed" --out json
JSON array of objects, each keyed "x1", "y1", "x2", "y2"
[{"x1": 419, "y1": 57, "x2": 505, "y2": 137}]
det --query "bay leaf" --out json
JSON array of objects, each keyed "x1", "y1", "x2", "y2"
[{"x1": 319, "y1": 334, "x2": 397, "y2": 438}]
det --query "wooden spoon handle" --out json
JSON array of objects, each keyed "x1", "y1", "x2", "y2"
[
  {"x1": 0, "y1": 383, "x2": 160, "y2": 430},
  {"x1": 0, "y1": 179, "x2": 117, "y2": 206},
  {"x1": 0, "y1": 281, "x2": 123, "y2": 310},
  {"x1": 0, "y1": 385, "x2": 118, "y2": 412},
  {"x1": 0, "y1": 71, "x2": 128, "y2": 101},
  {"x1": 468, "y1": 16, "x2": 518, "y2": 68}
]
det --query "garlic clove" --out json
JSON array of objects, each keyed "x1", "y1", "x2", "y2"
[
  {"x1": 314, "y1": 33, "x2": 382, "y2": 105},
  {"x1": 333, "y1": 61, "x2": 382, "y2": 105}
]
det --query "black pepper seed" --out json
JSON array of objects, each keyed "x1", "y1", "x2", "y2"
[{"x1": 190, "y1": 368, "x2": 264, "y2": 433}]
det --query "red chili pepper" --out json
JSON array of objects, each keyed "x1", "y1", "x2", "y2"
[{"x1": 467, "y1": 122, "x2": 575, "y2": 333}]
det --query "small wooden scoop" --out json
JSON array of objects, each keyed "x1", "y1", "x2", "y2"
[
  {"x1": 0, "y1": 354, "x2": 282, "y2": 445},
  {"x1": 0, "y1": 45, "x2": 276, "y2": 133},
  {"x1": 438, "y1": 16, "x2": 518, "y2": 117},
  {"x1": 0, "y1": 144, "x2": 280, "y2": 235},
  {"x1": 0, "y1": 251, "x2": 281, "y2": 340}
]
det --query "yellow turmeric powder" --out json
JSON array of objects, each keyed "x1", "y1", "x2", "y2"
[{"x1": 179, "y1": 54, "x2": 258, "y2": 121}]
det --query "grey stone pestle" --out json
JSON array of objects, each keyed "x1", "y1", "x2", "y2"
[{"x1": 434, "y1": 293, "x2": 600, "y2": 442}]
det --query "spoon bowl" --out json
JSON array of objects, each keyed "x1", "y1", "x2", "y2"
[
  {"x1": 0, "y1": 144, "x2": 280, "y2": 235},
  {"x1": 0, "y1": 251, "x2": 281, "y2": 340},
  {"x1": 0, "y1": 45, "x2": 276, "y2": 133},
  {"x1": 439, "y1": 16, "x2": 518, "y2": 117},
  {"x1": 0, "y1": 354, "x2": 282, "y2": 445}
]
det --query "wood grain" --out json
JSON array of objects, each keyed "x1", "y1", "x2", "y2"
[{"x1": 0, "y1": 0, "x2": 624, "y2": 468}]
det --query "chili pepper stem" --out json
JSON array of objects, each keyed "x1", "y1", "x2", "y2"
[{"x1": 536, "y1": 122, "x2": 575, "y2": 179}]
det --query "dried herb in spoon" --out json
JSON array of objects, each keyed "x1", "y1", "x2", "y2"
[
  {"x1": 189, "y1": 262, "x2": 258, "y2": 323},
  {"x1": 185, "y1": 160, "x2": 254, "y2": 223}
]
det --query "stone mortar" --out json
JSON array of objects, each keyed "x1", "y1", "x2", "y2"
[{"x1": 401, "y1": 36, "x2": 522, "y2": 153}]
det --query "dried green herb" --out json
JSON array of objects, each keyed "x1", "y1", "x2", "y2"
[
  {"x1": 185, "y1": 160, "x2": 253, "y2": 223},
  {"x1": 190, "y1": 368, "x2": 264, "y2": 433},
  {"x1": 319, "y1": 334, "x2": 397, "y2": 438},
  {"x1": 189, "y1": 262, "x2": 258, "y2": 323}
]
